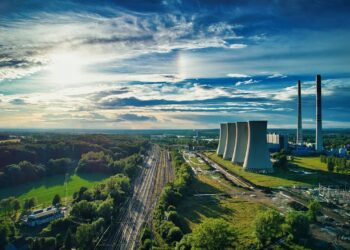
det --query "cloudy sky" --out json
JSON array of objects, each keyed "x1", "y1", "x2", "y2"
[{"x1": 1, "y1": 0, "x2": 350, "y2": 129}]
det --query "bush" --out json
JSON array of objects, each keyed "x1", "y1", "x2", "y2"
[
  {"x1": 166, "y1": 226, "x2": 183, "y2": 244},
  {"x1": 191, "y1": 218, "x2": 237, "y2": 250},
  {"x1": 283, "y1": 211, "x2": 310, "y2": 242},
  {"x1": 255, "y1": 209, "x2": 284, "y2": 247}
]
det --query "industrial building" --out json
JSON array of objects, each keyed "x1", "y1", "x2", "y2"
[
  {"x1": 232, "y1": 122, "x2": 248, "y2": 165},
  {"x1": 217, "y1": 123, "x2": 227, "y2": 156},
  {"x1": 223, "y1": 123, "x2": 236, "y2": 160},
  {"x1": 217, "y1": 120, "x2": 272, "y2": 172},
  {"x1": 243, "y1": 121, "x2": 273, "y2": 172},
  {"x1": 267, "y1": 133, "x2": 289, "y2": 152},
  {"x1": 24, "y1": 206, "x2": 64, "y2": 227},
  {"x1": 294, "y1": 75, "x2": 323, "y2": 152}
]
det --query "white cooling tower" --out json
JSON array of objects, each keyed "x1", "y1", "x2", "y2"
[
  {"x1": 243, "y1": 121, "x2": 273, "y2": 172},
  {"x1": 232, "y1": 122, "x2": 248, "y2": 165},
  {"x1": 223, "y1": 122, "x2": 237, "y2": 160},
  {"x1": 217, "y1": 123, "x2": 228, "y2": 156}
]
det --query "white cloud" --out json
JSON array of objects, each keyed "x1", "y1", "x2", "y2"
[
  {"x1": 227, "y1": 73, "x2": 250, "y2": 78},
  {"x1": 267, "y1": 72, "x2": 287, "y2": 79},
  {"x1": 229, "y1": 43, "x2": 247, "y2": 49},
  {"x1": 235, "y1": 79, "x2": 259, "y2": 86}
]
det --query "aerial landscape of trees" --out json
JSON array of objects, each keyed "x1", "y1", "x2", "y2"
[{"x1": 0, "y1": 133, "x2": 148, "y2": 249}]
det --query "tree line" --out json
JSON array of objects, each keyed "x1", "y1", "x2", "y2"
[
  {"x1": 320, "y1": 155, "x2": 349, "y2": 173},
  {"x1": 0, "y1": 134, "x2": 148, "y2": 188}
]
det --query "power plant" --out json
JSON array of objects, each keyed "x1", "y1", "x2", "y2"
[
  {"x1": 217, "y1": 120, "x2": 273, "y2": 172},
  {"x1": 297, "y1": 80, "x2": 303, "y2": 145},
  {"x1": 217, "y1": 123, "x2": 227, "y2": 156},
  {"x1": 316, "y1": 74, "x2": 323, "y2": 151},
  {"x1": 223, "y1": 123, "x2": 236, "y2": 160},
  {"x1": 295, "y1": 74, "x2": 323, "y2": 152},
  {"x1": 215, "y1": 74, "x2": 324, "y2": 171}
]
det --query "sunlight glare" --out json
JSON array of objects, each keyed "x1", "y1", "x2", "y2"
[{"x1": 48, "y1": 51, "x2": 86, "y2": 86}]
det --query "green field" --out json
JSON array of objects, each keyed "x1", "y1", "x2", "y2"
[
  {"x1": 176, "y1": 174, "x2": 269, "y2": 248},
  {"x1": 205, "y1": 152, "x2": 350, "y2": 187},
  {"x1": 292, "y1": 156, "x2": 328, "y2": 171},
  {"x1": 0, "y1": 173, "x2": 109, "y2": 207}
]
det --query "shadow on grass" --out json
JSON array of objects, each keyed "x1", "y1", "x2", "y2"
[
  {"x1": 177, "y1": 177, "x2": 234, "y2": 233},
  {"x1": 0, "y1": 172, "x2": 109, "y2": 200}
]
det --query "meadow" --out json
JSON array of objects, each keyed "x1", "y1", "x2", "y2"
[
  {"x1": 0, "y1": 173, "x2": 109, "y2": 207},
  {"x1": 204, "y1": 152, "x2": 350, "y2": 187},
  {"x1": 176, "y1": 174, "x2": 269, "y2": 248}
]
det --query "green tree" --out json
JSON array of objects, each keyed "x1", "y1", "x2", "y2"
[
  {"x1": 0, "y1": 223, "x2": 10, "y2": 249},
  {"x1": 52, "y1": 194, "x2": 61, "y2": 206},
  {"x1": 166, "y1": 226, "x2": 183, "y2": 244},
  {"x1": 175, "y1": 234, "x2": 192, "y2": 250},
  {"x1": 307, "y1": 200, "x2": 321, "y2": 222},
  {"x1": 76, "y1": 224, "x2": 94, "y2": 250},
  {"x1": 254, "y1": 209, "x2": 284, "y2": 247},
  {"x1": 327, "y1": 158, "x2": 334, "y2": 172},
  {"x1": 191, "y1": 218, "x2": 237, "y2": 250},
  {"x1": 283, "y1": 211, "x2": 310, "y2": 242},
  {"x1": 12, "y1": 199, "x2": 20, "y2": 215},
  {"x1": 63, "y1": 228, "x2": 74, "y2": 250},
  {"x1": 23, "y1": 197, "x2": 37, "y2": 211}
]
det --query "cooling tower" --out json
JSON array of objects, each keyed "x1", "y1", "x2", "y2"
[
  {"x1": 297, "y1": 80, "x2": 303, "y2": 144},
  {"x1": 243, "y1": 121, "x2": 272, "y2": 172},
  {"x1": 316, "y1": 75, "x2": 323, "y2": 151},
  {"x1": 217, "y1": 123, "x2": 228, "y2": 156},
  {"x1": 232, "y1": 122, "x2": 248, "y2": 164},
  {"x1": 223, "y1": 122, "x2": 237, "y2": 160}
]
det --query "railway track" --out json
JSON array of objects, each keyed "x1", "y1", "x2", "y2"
[
  {"x1": 100, "y1": 146, "x2": 175, "y2": 250},
  {"x1": 197, "y1": 153, "x2": 254, "y2": 190}
]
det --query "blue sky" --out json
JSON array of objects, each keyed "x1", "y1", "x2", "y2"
[{"x1": 0, "y1": 0, "x2": 349, "y2": 129}]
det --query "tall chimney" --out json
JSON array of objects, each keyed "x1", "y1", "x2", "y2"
[
  {"x1": 316, "y1": 74, "x2": 323, "y2": 151},
  {"x1": 297, "y1": 80, "x2": 303, "y2": 145}
]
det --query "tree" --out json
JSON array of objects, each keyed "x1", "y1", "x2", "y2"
[
  {"x1": 166, "y1": 226, "x2": 183, "y2": 244},
  {"x1": 0, "y1": 223, "x2": 10, "y2": 249},
  {"x1": 24, "y1": 198, "x2": 37, "y2": 211},
  {"x1": 191, "y1": 218, "x2": 237, "y2": 250},
  {"x1": 71, "y1": 200, "x2": 97, "y2": 221},
  {"x1": 307, "y1": 200, "x2": 321, "y2": 222},
  {"x1": 12, "y1": 199, "x2": 20, "y2": 214},
  {"x1": 76, "y1": 224, "x2": 94, "y2": 250},
  {"x1": 167, "y1": 211, "x2": 181, "y2": 226},
  {"x1": 327, "y1": 157, "x2": 334, "y2": 172},
  {"x1": 254, "y1": 209, "x2": 284, "y2": 247},
  {"x1": 52, "y1": 194, "x2": 61, "y2": 206},
  {"x1": 283, "y1": 211, "x2": 310, "y2": 242},
  {"x1": 63, "y1": 228, "x2": 74, "y2": 250},
  {"x1": 175, "y1": 234, "x2": 192, "y2": 250}
]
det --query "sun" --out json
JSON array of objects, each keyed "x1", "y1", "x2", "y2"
[{"x1": 48, "y1": 51, "x2": 86, "y2": 86}]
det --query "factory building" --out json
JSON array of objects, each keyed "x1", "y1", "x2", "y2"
[
  {"x1": 267, "y1": 133, "x2": 289, "y2": 152},
  {"x1": 216, "y1": 123, "x2": 227, "y2": 156},
  {"x1": 223, "y1": 123, "x2": 236, "y2": 160},
  {"x1": 217, "y1": 120, "x2": 272, "y2": 172}
]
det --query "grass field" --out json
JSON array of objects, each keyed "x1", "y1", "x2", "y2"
[
  {"x1": 205, "y1": 152, "x2": 350, "y2": 187},
  {"x1": 0, "y1": 173, "x2": 109, "y2": 207},
  {"x1": 176, "y1": 174, "x2": 269, "y2": 248},
  {"x1": 292, "y1": 156, "x2": 327, "y2": 171}
]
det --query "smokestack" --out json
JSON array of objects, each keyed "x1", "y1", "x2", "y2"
[
  {"x1": 316, "y1": 74, "x2": 323, "y2": 151},
  {"x1": 297, "y1": 80, "x2": 303, "y2": 145}
]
